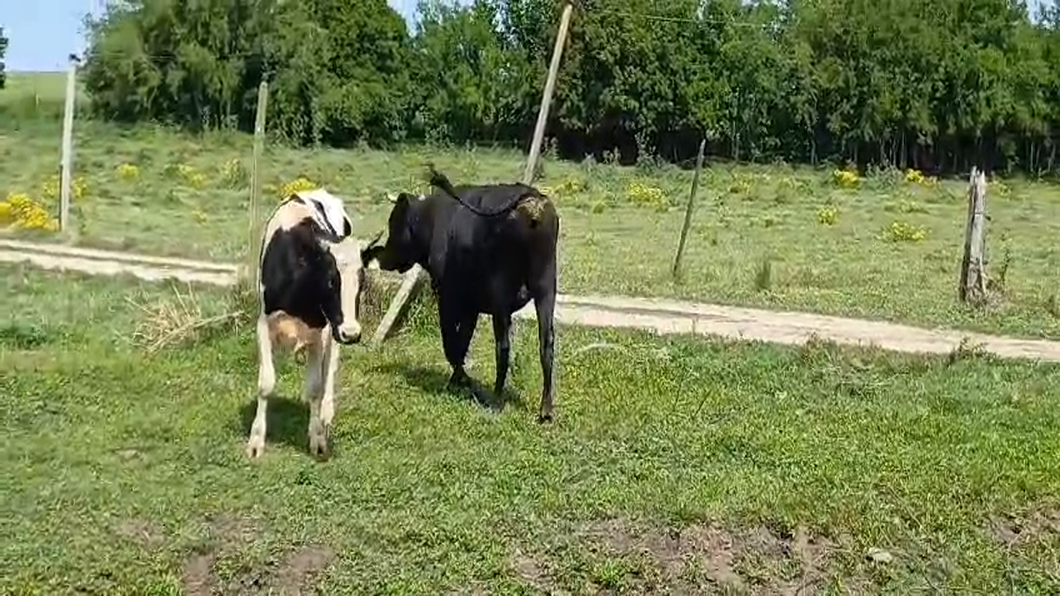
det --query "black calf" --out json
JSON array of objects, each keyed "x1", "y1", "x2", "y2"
[{"x1": 370, "y1": 166, "x2": 560, "y2": 421}]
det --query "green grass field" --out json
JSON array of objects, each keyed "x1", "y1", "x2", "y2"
[
  {"x1": 1, "y1": 90, "x2": 1059, "y2": 340},
  {"x1": 3, "y1": 265, "x2": 1060, "y2": 593},
  {"x1": 0, "y1": 71, "x2": 87, "y2": 121},
  {"x1": 0, "y1": 71, "x2": 73, "y2": 101}
]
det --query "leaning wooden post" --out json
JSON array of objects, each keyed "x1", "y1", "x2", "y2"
[
  {"x1": 59, "y1": 58, "x2": 78, "y2": 235},
  {"x1": 672, "y1": 139, "x2": 706, "y2": 278},
  {"x1": 371, "y1": 2, "x2": 575, "y2": 347},
  {"x1": 522, "y1": 1, "x2": 575, "y2": 186},
  {"x1": 510, "y1": 0, "x2": 573, "y2": 355},
  {"x1": 959, "y1": 167, "x2": 988, "y2": 304},
  {"x1": 246, "y1": 81, "x2": 269, "y2": 289}
]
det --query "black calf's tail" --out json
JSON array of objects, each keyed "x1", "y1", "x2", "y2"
[
  {"x1": 423, "y1": 163, "x2": 544, "y2": 218},
  {"x1": 425, "y1": 164, "x2": 460, "y2": 200}
]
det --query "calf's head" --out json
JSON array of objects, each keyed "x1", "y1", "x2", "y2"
[
  {"x1": 299, "y1": 229, "x2": 382, "y2": 345},
  {"x1": 366, "y1": 192, "x2": 422, "y2": 273}
]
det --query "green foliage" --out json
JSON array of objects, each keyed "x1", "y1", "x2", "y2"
[
  {"x1": 0, "y1": 26, "x2": 7, "y2": 89},
  {"x1": 81, "y1": 0, "x2": 412, "y2": 145},
  {"x1": 81, "y1": 0, "x2": 1060, "y2": 174}
]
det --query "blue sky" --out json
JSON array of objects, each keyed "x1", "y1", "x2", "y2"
[{"x1": 0, "y1": 0, "x2": 1054, "y2": 72}]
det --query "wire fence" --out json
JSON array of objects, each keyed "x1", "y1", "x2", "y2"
[{"x1": 3, "y1": 3, "x2": 1057, "y2": 340}]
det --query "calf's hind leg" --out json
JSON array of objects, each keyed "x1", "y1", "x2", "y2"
[
  {"x1": 247, "y1": 315, "x2": 276, "y2": 458},
  {"x1": 533, "y1": 292, "x2": 556, "y2": 423},
  {"x1": 529, "y1": 263, "x2": 558, "y2": 423}
]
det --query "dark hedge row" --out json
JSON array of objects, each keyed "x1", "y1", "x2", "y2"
[{"x1": 80, "y1": 0, "x2": 1060, "y2": 174}]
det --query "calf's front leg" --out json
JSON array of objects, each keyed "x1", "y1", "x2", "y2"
[
  {"x1": 247, "y1": 314, "x2": 276, "y2": 458},
  {"x1": 320, "y1": 330, "x2": 341, "y2": 436},
  {"x1": 303, "y1": 333, "x2": 329, "y2": 460},
  {"x1": 440, "y1": 299, "x2": 477, "y2": 388},
  {"x1": 492, "y1": 313, "x2": 512, "y2": 398}
]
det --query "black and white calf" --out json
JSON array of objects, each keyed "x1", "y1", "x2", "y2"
[{"x1": 248, "y1": 189, "x2": 381, "y2": 460}]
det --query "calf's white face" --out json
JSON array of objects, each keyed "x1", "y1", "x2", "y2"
[{"x1": 329, "y1": 237, "x2": 367, "y2": 344}]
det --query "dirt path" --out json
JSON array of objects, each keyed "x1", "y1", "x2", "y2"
[{"x1": 4, "y1": 238, "x2": 1060, "y2": 363}]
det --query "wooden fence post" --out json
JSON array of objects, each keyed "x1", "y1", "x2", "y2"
[
  {"x1": 247, "y1": 81, "x2": 269, "y2": 288},
  {"x1": 672, "y1": 139, "x2": 707, "y2": 278},
  {"x1": 959, "y1": 167, "x2": 988, "y2": 304},
  {"x1": 522, "y1": 1, "x2": 575, "y2": 186},
  {"x1": 59, "y1": 59, "x2": 78, "y2": 235},
  {"x1": 370, "y1": 2, "x2": 575, "y2": 347}
]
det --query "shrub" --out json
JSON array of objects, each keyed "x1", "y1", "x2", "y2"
[
  {"x1": 881, "y1": 221, "x2": 927, "y2": 242},
  {"x1": 816, "y1": 205, "x2": 839, "y2": 225}
]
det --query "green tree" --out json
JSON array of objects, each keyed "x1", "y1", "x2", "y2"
[
  {"x1": 0, "y1": 26, "x2": 8, "y2": 89},
  {"x1": 82, "y1": 0, "x2": 411, "y2": 145},
  {"x1": 75, "y1": 0, "x2": 1060, "y2": 175}
]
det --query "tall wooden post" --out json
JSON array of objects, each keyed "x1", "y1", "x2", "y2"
[
  {"x1": 59, "y1": 59, "x2": 78, "y2": 234},
  {"x1": 672, "y1": 139, "x2": 707, "y2": 278},
  {"x1": 959, "y1": 167, "x2": 988, "y2": 304},
  {"x1": 247, "y1": 81, "x2": 269, "y2": 288},
  {"x1": 371, "y1": 2, "x2": 575, "y2": 347},
  {"x1": 522, "y1": 1, "x2": 574, "y2": 185}
]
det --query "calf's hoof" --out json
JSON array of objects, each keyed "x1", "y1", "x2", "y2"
[
  {"x1": 246, "y1": 435, "x2": 266, "y2": 459},
  {"x1": 446, "y1": 369, "x2": 471, "y2": 390},
  {"x1": 537, "y1": 411, "x2": 554, "y2": 424},
  {"x1": 309, "y1": 434, "x2": 330, "y2": 461},
  {"x1": 308, "y1": 423, "x2": 330, "y2": 461}
]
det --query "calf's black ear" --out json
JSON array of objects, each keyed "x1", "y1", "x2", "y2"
[
  {"x1": 389, "y1": 192, "x2": 415, "y2": 206},
  {"x1": 361, "y1": 245, "x2": 382, "y2": 267},
  {"x1": 342, "y1": 217, "x2": 352, "y2": 238}
]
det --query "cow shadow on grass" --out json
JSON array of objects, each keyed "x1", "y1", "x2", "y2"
[
  {"x1": 236, "y1": 395, "x2": 311, "y2": 452},
  {"x1": 371, "y1": 362, "x2": 529, "y2": 414}
]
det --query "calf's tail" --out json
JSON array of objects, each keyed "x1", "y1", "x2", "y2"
[{"x1": 424, "y1": 163, "x2": 544, "y2": 219}]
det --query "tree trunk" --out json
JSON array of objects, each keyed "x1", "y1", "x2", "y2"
[{"x1": 901, "y1": 130, "x2": 908, "y2": 170}]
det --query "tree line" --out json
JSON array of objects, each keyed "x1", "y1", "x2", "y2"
[
  {"x1": 0, "y1": 27, "x2": 8, "y2": 89},
  {"x1": 80, "y1": 0, "x2": 1060, "y2": 175}
]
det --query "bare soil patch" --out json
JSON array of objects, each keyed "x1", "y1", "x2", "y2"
[
  {"x1": 205, "y1": 513, "x2": 262, "y2": 546},
  {"x1": 182, "y1": 551, "x2": 216, "y2": 596},
  {"x1": 511, "y1": 548, "x2": 554, "y2": 592},
  {"x1": 272, "y1": 547, "x2": 336, "y2": 594},
  {"x1": 516, "y1": 518, "x2": 851, "y2": 594},
  {"x1": 987, "y1": 507, "x2": 1060, "y2": 549},
  {"x1": 114, "y1": 517, "x2": 165, "y2": 549},
  {"x1": 182, "y1": 515, "x2": 333, "y2": 595}
]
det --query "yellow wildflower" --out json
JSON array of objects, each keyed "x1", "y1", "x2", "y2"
[
  {"x1": 626, "y1": 181, "x2": 667, "y2": 210},
  {"x1": 882, "y1": 221, "x2": 927, "y2": 242},
  {"x1": 816, "y1": 205, "x2": 839, "y2": 226},
  {"x1": 279, "y1": 177, "x2": 318, "y2": 199},
  {"x1": 551, "y1": 176, "x2": 586, "y2": 197},
  {"x1": 832, "y1": 167, "x2": 860, "y2": 188},
  {"x1": 40, "y1": 175, "x2": 86, "y2": 200},
  {"x1": 6, "y1": 192, "x2": 59, "y2": 232},
  {"x1": 117, "y1": 163, "x2": 140, "y2": 180}
]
